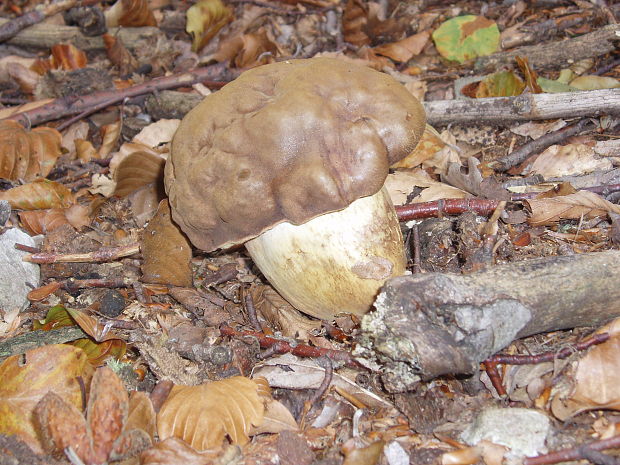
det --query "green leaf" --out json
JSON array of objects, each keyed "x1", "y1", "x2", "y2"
[
  {"x1": 537, "y1": 77, "x2": 579, "y2": 93},
  {"x1": 432, "y1": 15, "x2": 500, "y2": 63},
  {"x1": 476, "y1": 71, "x2": 525, "y2": 97}
]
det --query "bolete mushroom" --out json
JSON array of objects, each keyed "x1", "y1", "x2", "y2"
[{"x1": 165, "y1": 58, "x2": 425, "y2": 320}]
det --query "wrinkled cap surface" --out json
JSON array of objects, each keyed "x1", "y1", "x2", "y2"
[{"x1": 165, "y1": 57, "x2": 426, "y2": 251}]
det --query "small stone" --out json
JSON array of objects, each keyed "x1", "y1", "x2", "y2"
[
  {"x1": 100, "y1": 289, "x2": 126, "y2": 317},
  {"x1": 0, "y1": 228, "x2": 40, "y2": 312},
  {"x1": 461, "y1": 407, "x2": 551, "y2": 458}
]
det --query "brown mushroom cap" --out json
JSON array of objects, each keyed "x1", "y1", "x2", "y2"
[{"x1": 165, "y1": 57, "x2": 426, "y2": 251}]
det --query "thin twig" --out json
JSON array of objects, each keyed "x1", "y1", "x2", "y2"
[
  {"x1": 309, "y1": 356, "x2": 334, "y2": 405},
  {"x1": 524, "y1": 435, "x2": 620, "y2": 465},
  {"x1": 22, "y1": 244, "x2": 140, "y2": 263},
  {"x1": 244, "y1": 293, "x2": 263, "y2": 332}
]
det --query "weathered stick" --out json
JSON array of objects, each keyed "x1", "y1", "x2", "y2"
[
  {"x1": 424, "y1": 88, "x2": 620, "y2": 126},
  {"x1": 356, "y1": 250, "x2": 620, "y2": 392},
  {"x1": 475, "y1": 23, "x2": 620, "y2": 72}
]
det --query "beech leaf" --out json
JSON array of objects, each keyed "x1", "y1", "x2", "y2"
[
  {"x1": 526, "y1": 191, "x2": 620, "y2": 226},
  {"x1": 432, "y1": 15, "x2": 500, "y2": 63},
  {"x1": 157, "y1": 377, "x2": 266, "y2": 450},
  {"x1": 0, "y1": 179, "x2": 74, "y2": 210}
]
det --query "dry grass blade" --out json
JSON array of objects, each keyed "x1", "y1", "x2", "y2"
[{"x1": 157, "y1": 377, "x2": 265, "y2": 451}]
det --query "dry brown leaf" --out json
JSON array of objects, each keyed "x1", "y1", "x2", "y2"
[
  {"x1": 0, "y1": 345, "x2": 93, "y2": 453},
  {"x1": 250, "y1": 397, "x2": 298, "y2": 436},
  {"x1": 114, "y1": 149, "x2": 166, "y2": 197},
  {"x1": 128, "y1": 182, "x2": 165, "y2": 227},
  {"x1": 140, "y1": 437, "x2": 223, "y2": 465},
  {"x1": 527, "y1": 143, "x2": 613, "y2": 178},
  {"x1": 105, "y1": 0, "x2": 157, "y2": 27},
  {"x1": 384, "y1": 169, "x2": 467, "y2": 205},
  {"x1": 0, "y1": 120, "x2": 63, "y2": 181},
  {"x1": 342, "y1": 0, "x2": 370, "y2": 46},
  {"x1": 75, "y1": 138, "x2": 98, "y2": 163},
  {"x1": 103, "y1": 33, "x2": 139, "y2": 76},
  {"x1": 213, "y1": 28, "x2": 279, "y2": 68},
  {"x1": 551, "y1": 319, "x2": 620, "y2": 420},
  {"x1": 342, "y1": 440, "x2": 384, "y2": 465},
  {"x1": 19, "y1": 208, "x2": 71, "y2": 235},
  {"x1": 373, "y1": 30, "x2": 430, "y2": 62},
  {"x1": 7, "y1": 62, "x2": 40, "y2": 94},
  {"x1": 0, "y1": 55, "x2": 35, "y2": 82},
  {"x1": 186, "y1": 0, "x2": 233, "y2": 52},
  {"x1": 132, "y1": 119, "x2": 179, "y2": 148},
  {"x1": 0, "y1": 99, "x2": 53, "y2": 120},
  {"x1": 391, "y1": 124, "x2": 449, "y2": 170},
  {"x1": 99, "y1": 121, "x2": 122, "y2": 158},
  {"x1": 0, "y1": 179, "x2": 75, "y2": 210},
  {"x1": 126, "y1": 392, "x2": 157, "y2": 440},
  {"x1": 250, "y1": 285, "x2": 321, "y2": 340},
  {"x1": 50, "y1": 43, "x2": 88, "y2": 71},
  {"x1": 141, "y1": 199, "x2": 193, "y2": 287},
  {"x1": 157, "y1": 377, "x2": 265, "y2": 451},
  {"x1": 526, "y1": 190, "x2": 620, "y2": 226}
]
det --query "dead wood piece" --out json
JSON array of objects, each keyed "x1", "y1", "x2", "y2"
[
  {"x1": 0, "y1": 16, "x2": 163, "y2": 52},
  {"x1": 424, "y1": 88, "x2": 620, "y2": 126},
  {"x1": 475, "y1": 24, "x2": 620, "y2": 72},
  {"x1": 356, "y1": 250, "x2": 620, "y2": 391},
  {"x1": 0, "y1": 326, "x2": 87, "y2": 359}
]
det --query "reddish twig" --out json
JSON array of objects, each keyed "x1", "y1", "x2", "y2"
[
  {"x1": 309, "y1": 356, "x2": 334, "y2": 405},
  {"x1": 4, "y1": 63, "x2": 235, "y2": 127},
  {"x1": 524, "y1": 435, "x2": 620, "y2": 465},
  {"x1": 395, "y1": 183, "x2": 620, "y2": 222},
  {"x1": 219, "y1": 324, "x2": 362, "y2": 368},
  {"x1": 483, "y1": 332, "x2": 610, "y2": 396},
  {"x1": 22, "y1": 244, "x2": 140, "y2": 263}
]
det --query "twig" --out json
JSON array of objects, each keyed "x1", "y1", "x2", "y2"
[
  {"x1": 483, "y1": 332, "x2": 610, "y2": 396},
  {"x1": 0, "y1": 326, "x2": 87, "y2": 359},
  {"x1": 22, "y1": 244, "x2": 140, "y2": 263},
  {"x1": 219, "y1": 324, "x2": 362, "y2": 368},
  {"x1": 244, "y1": 293, "x2": 263, "y2": 332},
  {"x1": 3, "y1": 63, "x2": 235, "y2": 127},
  {"x1": 524, "y1": 435, "x2": 620, "y2": 465},
  {"x1": 411, "y1": 224, "x2": 422, "y2": 274},
  {"x1": 394, "y1": 183, "x2": 620, "y2": 222},
  {"x1": 491, "y1": 119, "x2": 596, "y2": 172},
  {"x1": 309, "y1": 356, "x2": 334, "y2": 405},
  {"x1": 424, "y1": 88, "x2": 620, "y2": 126}
]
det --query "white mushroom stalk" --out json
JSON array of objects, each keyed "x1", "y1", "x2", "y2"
[{"x1": 245, "y1": 187, "x2": 405, "y2": 319}]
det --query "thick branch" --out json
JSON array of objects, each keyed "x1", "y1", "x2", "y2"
[
  {"x1": 475, "y1": 24, "x2": 620, "y2": 72},
  {"x1": 2, "y1": 63, "x2": 234, "y2": 127},
  {"x1": 357, "y1": 250, "x2": 620, "y2": 391},
  {"x1": 424, "y1": 89, "x2": 620, "y2": 126}
]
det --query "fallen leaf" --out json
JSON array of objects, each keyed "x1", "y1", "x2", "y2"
[
  {"x1": 551, "y1": 319, "x2": 620, "y2": 420},
  {"x1": 373, "y1": 30, "x2": 430, "y2": 62},
  {"x1": 141, "y1": 199, "x2": 193, "y2": 287},
  {"x1": 391, "y1": 124, "x2": 451, "y2": 170},
  {"x1": 462, "y1": 71, "x2": 525, "y2": 98},
  {"x1": 0, "y1": 344, "x2": 93, "y2": 453},
  {"x1": 99, "y1": 121, "x2": 122, "y2": 158},
  {"x1": 103, "y1": 34, "x2": 138, "y2": 76},
  {"x1": 526, "y1": 143, "x2": 613, "y2": 178},
  {"x1": 569, "y1": 75, "x2": 620, "y2": 91},
  {"x1": 140, "y1": 437, "x2": 224, "y2": 465},
  {"x1": 0, "y1": 120, "x2": 63, "y2": 181},
  {"x1": 186, "y1": 0, "x2": 233, "y2": 52},
  {"x1": 0, "y1": 179, "x2": 75, "y2": 210},
  {"x1": 384, "y1": 169, "x2": 467, "y2": 205},
  {"x1": 213, "y1": 28, "x2": 279, "y2": 68},
  {"x1": 114, "y1": 149, "x2": 166, "y2": 197},
  {"x1": 50, "y1": 43, "x2": 88, "y2": 71},
  {"x1": 342, "y1": 0, "x2": 371, "y2": 47},
  {"x1": 157, "y1": 377, "x2": 266, "y2": 450},
  {"x1": 105, "y1": 0, "x2": 157, "y2": 27},
  {"x1": 432, "y1": 16, "x2": 500, "y2": 63},
  {"x1": 526, "y1": 190, "x2": 620, "y2": 226},
  {"x1": 342, "y1": 440, "x2": 384, "y2": 465}
]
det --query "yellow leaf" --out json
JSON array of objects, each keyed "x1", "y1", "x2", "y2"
[{"x1": 186, "y1": 0, "x2": 233, "y2": 52}]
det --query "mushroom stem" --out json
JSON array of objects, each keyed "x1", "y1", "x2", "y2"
[{"x1": 245, "y1": 187, "x2": 406, "y2": 319}]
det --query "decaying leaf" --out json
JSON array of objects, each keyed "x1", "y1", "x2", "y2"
[
  {"x1": 105, "y1": 0, "x2": 157, "y2": 27},
  {"x1": 384, "y1": 169, "x2": 467, "y2": 205},
  {"x1": 526, "y1": 190, "x2": 620, "y2": 226},
  {"x1": 50, "y1": 43, "x2": 88, "y2": 71},
  {"x1": 461, "y1": 71, "x2": 525, "y2": 98},
  {"x1": 99, "y1": 121, "x2": 122, "y2": 158},
  {"x1": 342, "y1": 440, "x2": 384, "y2": 465},
  {"x1": 0, "y1": 179, "x2": 75, "y2": 210},
  {"x1": 551, "y1": 319, "x2": 620, "y2": 420},
  {"x1": 19, "y1": 203, "x2": 91, "y2": 235},
  {"x1": 0, "y1": 120, "x2": 63, "y2": 181},
  {"x1": 140, "y1": 437, "x2": 224, "y2": 465},
  {"x1": 114, "y1": 149, "x2": 166, "y2": 197},
  {"x1": 141, "y1": 199, "x2": 193, "y2": 287},
  {"x1": 250, "y1": 285, "x2": 321, "y2": 340},
  {"x1": 103, "y1": 33, "x2": 139, "y2": 76},
  {"x1": 0, "y1": 344, "x2": 93, "y2": 453},
  {"x1": 391, "y1": 124, "x2": 452, "y2": 170},
  {"x1": 186, "y1": 0, "x2": 233, "y2": 52},
  {"x1": 432, "y1": 15, "x2": 500, "y2": 63},
  {"x1": 36, "y1": 366, "x2": 151, "y2": 464},
  {"x1": 569, "y1": 75, "x2": 620, "y2": 91},
  {"x1": 157, "y1": 376, "x2": 267, "y2": 450},
  {"x1": 212, "y1": 28, "x2": 279, "y2": 68},
  {"x1": 373, "y1": 31, "x2": 430, "y2": 63},
  {"x1": 527, "y1": 143, "x2": 613, "y2": 178},
  {"x1": 342, "y1": 0, "x2": 370, "y2": 47}
]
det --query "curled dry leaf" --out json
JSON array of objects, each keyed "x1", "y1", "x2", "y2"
[
  {"x1": 0, "y1": 120, "x2": 63, "y2": 181},
  {"x1": 105, "y1": 0, "x2": 157, "y2": 27},
  {"x1": 342, "y1": 0, "x2": 370, "y2": 47},
  {"x1": 551, "y1": 319, "x2": 620, "y2": 421},
  {"x1": 390, "y1": 124, "x2": 450, "y2": 170},
  {"x1": 526, "y1": 190, "x2": 620, "y2": 226},
  {"x1": 99, "y1": 121, "x2": 122, "y2": 158},
  {"x1": 114, "y1": 149, "x2": 166, "y2": 197},
  {"x1": 384, "y1": 169, "x2": 467, "y2": 205},
  {"x1": 19, "y1": 204, "x2": 90, "y2": 235},
  {"x1": 342, "y1": 440, "x2": 384, "y2": 465},
  {"x1": 373, "y1": 30, "x2": 430, "y2": 63},
  {"x1": 141, "y1": 199, "x2": 193, "y2": 287},
  {"x1": 50, "y1": 43, "x2": 88, "y2": 71},
  {"x1": 527, "y1": 143, "x2": 613, "y2": 178},
  {"x1": 186, "y1": 0, "x2": 233, "y2": 52},
  {"x1": 0, "y1": 179, "x2": 75, "y2": 210},
  {"x1": 103, "y1": 33, "x2": 139, "y2": 76},
  {"x1": 157, "y1": 376, "x2": 266, "y2": 451},
  {"x1": 213, "y1": 28, "x2": 279, "y2": 68},
  {"x1": 0, "y1": 344, "x2": 93, "y2": 453},
  {"x1": 250, "y1": 285, "x2": 321, "y2": 340},
  {"x1": 140, "y1": 437, "x2": 224, "y2": 465}
]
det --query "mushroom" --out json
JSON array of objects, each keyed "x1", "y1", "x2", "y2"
[{"x1": 165, "y1": 58, "x2": 426, "y2": 320}]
